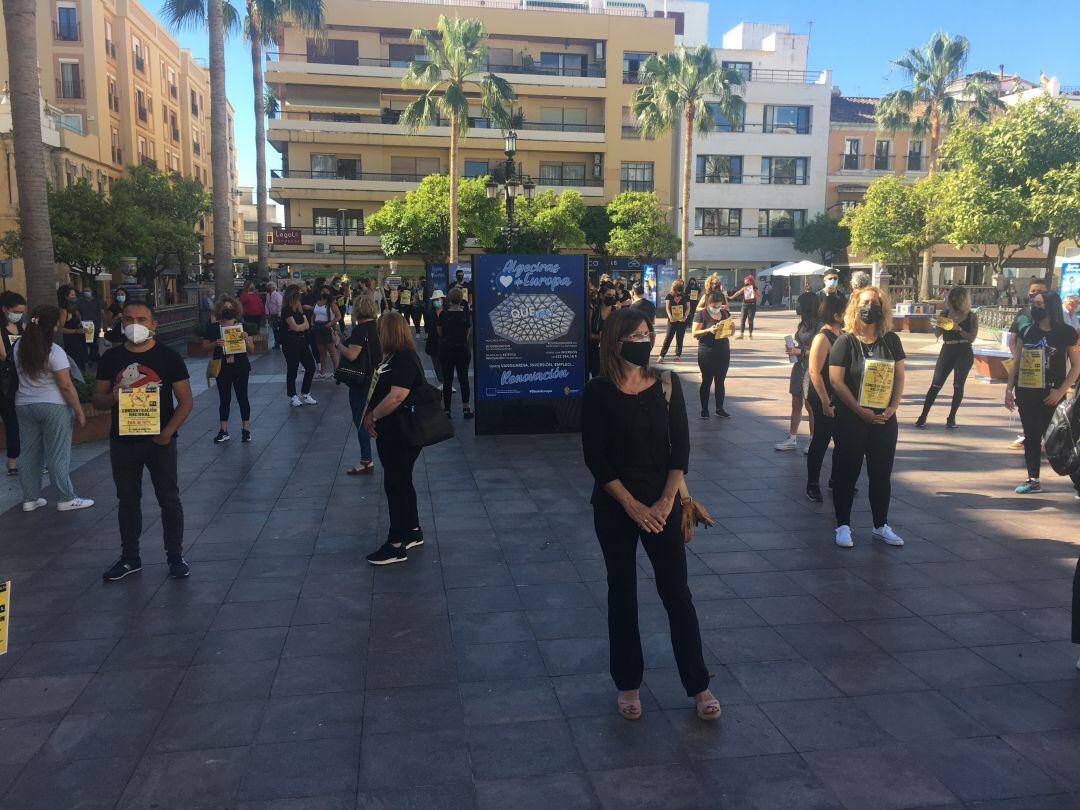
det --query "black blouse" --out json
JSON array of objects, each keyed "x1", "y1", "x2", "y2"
[{"x1": 582, "y1": 372, "x2": 690, "y2": 505}]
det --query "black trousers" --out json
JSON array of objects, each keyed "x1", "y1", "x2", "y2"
[
  {"x1": 697, "y1": 343, "x2": 730, "y2": 411},
  {"x1": 282, "y1": 339, "x2": 315, "y2": 397},
  {"x1": 660, "y1": 320, "x2": 686, "y2": 358},
  {"x1": 1072, "y1": 557, "x2": 1079, "y2": 644},
  {"x1": 740, "y1": 303, "x2": 757, "y2": 336},
  {"x1": 216, "y1": 361, "x2": 251, "y2": 422},
  {"x1": 110, "y1": 438, "x2": 183, "y2": 560},
  {"x1": 832, "y1": 405, "x2": 897, "y2": 527},
  {"x1": 440, "y1": 348, "x2": 471, "y2": 410},
  {"x1": 0, "y1": 394, "x2": 18, "y2": 460},
  {"x1": 1016, "y1": 388, "x2": 1080, "y2": 488},
  {"x1": 919, "y1": 343, "x2": 974, "y2": 421},
  {"x1": 806, "y1": 393, "x2": 834, "y2": 486},
  {"x1": 593, "y1": 495, "x2": 710, "y2": 697},
  {"x1": 376, "y1": 434, "x2": 421, "y2": 542},
  {"x1": 412, "y1": 306, "x2": 423, "y2": 332}
]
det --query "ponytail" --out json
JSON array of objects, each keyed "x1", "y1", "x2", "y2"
[{"x1": 17, "y1": 305, "x2": 61, "y2": 379}]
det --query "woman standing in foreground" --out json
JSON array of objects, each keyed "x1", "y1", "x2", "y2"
[{"x1": 582, "y1": 309, "x2": 719, "y2": 721}]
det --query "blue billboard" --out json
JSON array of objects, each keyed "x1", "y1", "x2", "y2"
[{"x1": 473, "y1": 254, "x2": 587, "y2": 400}]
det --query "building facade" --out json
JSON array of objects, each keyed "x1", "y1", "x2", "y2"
[
  {"x1": 237, "y1": 185, "x2": 282, "y2": 262},
  {"x1": 266, "y1": 0, "x2": 706, "y2": 275}
]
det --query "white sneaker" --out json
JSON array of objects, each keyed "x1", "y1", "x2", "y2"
[
  {"x1": 774, "y1": 435, "x2": 797, "y2": 451},
  {"x1": 22, "y1": 497, "x2": 47, "y2": 512},
  {"x1": 873, "y1": 524, "x2": 904, "y2": 546},
  {"x1": 835, "y1": 526, "x2": 854, "y2": 548},
  {"x1": 57, "y1": 497, "x2": 94, "y2": 512},
  {"x1": 299, "y1": 393, "x2": 317, "y2": 405}
]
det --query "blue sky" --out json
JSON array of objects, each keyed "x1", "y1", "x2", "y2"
[{"x1": 155, "y1": 0, "x2": 1080, "y2": 191}]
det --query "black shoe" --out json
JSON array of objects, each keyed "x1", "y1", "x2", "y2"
[
  {"x1": 945, "y1": 418, "x2": 957, "y2": 430},
  {"x1": 444, "y1": 408, "x2": 452, "y2": 418},
  {"x1": 700, "y1": 409, "x2": 710, "y2": 419},
  {"x1": 806, "y1": 483, "x2": 823, "y2": 503},
  {"x1": 367, "y1": 540, "x2": 407, "y2": 566},
  {"x1": 213, "y1": 430, "x2": 230, "y2": 444},
  {"x1": 167, "y1": 556, "x2": 190, "y2": 578},
  {"x1": 463, "y1": 408, "x2": 474, "y2": 420},
  {"x1": 716, "y1": 408, "x2": 730, "y2": 418},
  {"x1": 241, "y1": 429, "x2": 252, "y2": 443},
  {"x1": 915, "y1": 416, "x2": 927, "y2": 428},
  {"x1": 404, "y1": 529, "x2": 425, "y2": 550},
  {"x1": 103, "y1": 557, "x2": 142, "y2": 582}
]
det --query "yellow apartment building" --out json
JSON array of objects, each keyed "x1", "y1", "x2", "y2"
[
  {"x1": 0, "y1": 0, "x2": 242, "y2": 298},
  {"x1": 266, "y1": 0, "x2": 706, "y2": 275}
]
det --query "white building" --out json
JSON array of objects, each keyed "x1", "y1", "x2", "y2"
[
  {"x1": 683, "y1": 22, "x2": 832, "y2": 282},
  {"x1": 236, "y1": 186, "x2": 282, "y2": 261}
]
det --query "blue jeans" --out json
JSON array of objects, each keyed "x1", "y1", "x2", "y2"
[
  {"x1": 348, "y1": 384, "x2": 372, "y2": 462},
  {"x1": 15, "y1": 402, "x2": 75, "y2": 503}
]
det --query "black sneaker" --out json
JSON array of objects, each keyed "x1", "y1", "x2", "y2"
[
  {"x1": 700, "y1": 409, "x2": 710, "y2": 419},
  {"x1": 945, "y1": 418, "x2": 957, "y2": 430},
  {"x1": 367, "y1": 541, "x2": 407, "y2": 566},
  {"x1": 716, "y1": 408, "x2": 731, "y2": 418},
  {"x1": 404, "y1": 529, "x2": 425, "y2": 550},
  {"x1": 167, "y1": 556, "x2": 190, "y2": 578},
  {"x1": 103, "y1": 557, "x2": 142, "y2": 582},
  {"x1": 806, "y1": 482, "x2": 823, "y2": 503},
  {"x1": 213, "y1": 430, "x2": 230, "y2": 444},
  {"x1": 463, "y1": 408, "x2": 474, "y2": 420},
  {"x1": 241, "y1": 429, "x2": 252, "y2": 443}
]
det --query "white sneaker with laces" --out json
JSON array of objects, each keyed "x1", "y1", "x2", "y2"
[
  {"x1": 22, "y1": 497, "x2": 47, "y2": 512},
  {"x1": 290, "y1": 395, "x2": 303, "y2": 407},
  {"x1": 774, "y1": 435, "x2": 797, "y2": 451},
  {"x1": 835, "y1": 525, "x2": 854, "y2": 548},
  {"x1": 873, "y1": 524, "x2": 904, "y2": 546},
  {"x1": 300, "y1": 393, "x2": 317, "y2": 405},
  {"x1": 57, "y1": 497, "x2": 94, "y2": 512}
]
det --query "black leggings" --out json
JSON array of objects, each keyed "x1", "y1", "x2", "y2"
[
  {"x1": 593, "y1": 495, "x2": 709, "y2": 697},
  {"x1": 806, "y1": 393, "x2": 834, "y2": 486},
  {"x1": 376, "y1": 434, "x2": 421, "y2": 543},
  {"x1": 440, "y1": 348, "x2": 471, "y2": 410},
  {"x1": 740, "y1": 303, "x2": 757, "y2": 336},
  {"x1": 216, "y1": 362, "x2": 251, "y2": 422},
  {"x1": 0, "y1": 394, "x2": 18, "y2": 460},
  {"x1": 1015, "y1": 388, "x2": 1080, "y2": 486},
  {"x1": 919, "y1": 343, "x2": 973, "y2": 421},
  {"x1": 660, "y1": 320, "x2": 686, "y2": 358},
  {"x1": 697, "y1": 343, "x2": 730, "y2": 411},
  {"x1": 282, "y1": 339, "x2": 315, "y2": 397},
  {"x1": 831, "y1": 405, "x2": 898, "y2": 527}
]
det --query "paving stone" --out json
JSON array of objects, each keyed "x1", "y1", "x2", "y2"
[
  {"x1": 905, "y1": 737, "x2": 1065, "y2": 803},
  {"x1": 476, "y1": 773, "x2": 594, "y2": 810},
  {"x1": 468, "y1": 719, "x2": 583, "y2": 779},
  {"x1": 361, "y1": 728, "x2": 471, "y2": 789},
  {"x1": 695, "y1": 752, "x2": 842, "y2": 809},
  {"x1": 459, "y1": 677, "x2": 562, "y2": 726},
  {"x1": 235, "y1": 738, "x2": 361, "y2": 802},
  {"x1": 150, "y1": 699, "x2": 266, "y2": 753},
  {"x1": 568, "y1": 714, "x2": 686, "y2": 771},
  {"x1": 0, "y1": 673, "x2": 93, "y2": 719},
  {"x1": 803, "y1": 743, "x2": 957, "y2": 809},
  {"x1": 7, "y1": 756, "x2": 136, "y2": 809},
  {"x1": 727, "y1": 660, "x2": 841, "y2": 702},
  {"x1": 759, "y1": 697, "x2": 892, "y2": 752},
  {"x1": 363, "y1": 684, "x2": 463, "y2": 733},
  {"x1": 119, "y1": 746, "x2": 250, "y2": 808},
  {"x1": 358, "y1": 782, "x2": 478, "y2": 810}
]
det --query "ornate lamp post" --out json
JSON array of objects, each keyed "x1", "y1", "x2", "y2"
[{"x1": 485, "y1": 130, "x2": 535, "y2": 252}]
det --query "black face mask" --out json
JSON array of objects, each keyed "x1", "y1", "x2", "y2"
[
  {"x1": 221, "y1": 308, "x2": 235, "y2": 319},
  {"x1": 858, "y1": 303, "x2": 883, "y2": 324},
  {"x1": 603, "y1": 296, "x2": 616, "y2": 306},
  {"x1": 620, "y1": 340, "x2": 651, "y2": 368},
  {"x1": 1030, "y1": 306, "x2": 1046, "y2": 322}
]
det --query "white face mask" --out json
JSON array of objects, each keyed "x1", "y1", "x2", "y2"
[
  {"x1": 707, "y1": 306, "x2": 724, "y2": 317},
  {"x1": 123, "y1": 323, "x2": 153, "y2": 344},
  {"x1": 6, "y1": 311, "x2": 23, "y2": 323},
  {"x1": 825, "y1": 278, "x2": 838, "y2": 289}
]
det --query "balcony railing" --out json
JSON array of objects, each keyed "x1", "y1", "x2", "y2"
[
  {"x1": 134, "y1": 53, "x2": 146, "y2": 73},
  {"x1": 695, "y1": 173, "x2": 809, "y2": 185},
  {"x1": 301, "y1": 111, "x2": 604, "y2": 133},
  {"x1": 105, "y1": 41, "x2": 117, "y2": 59},
  {"x1": 313, "y1": 225, "x2": 365, "y2": 236},
  {"x1": 140, "y1": 155, "x2": 157, "y2": 169},
  {"x1": 56, "y1": 79, "x2": 84, "y2": 99},
  {"x1": 54, "y1": 20, "x2": 80, "y2": 41},
  {"x1": 620, "y1": 180, "x2": 654, "y2": 192},
  {"x1": 742, "y1": 68, "x2": 828, "y2": 84},
  {"x1": 487, "y1": 62, "x2": 603, "y2": 78},
  {"x1": 694, "y1": 227, "x2": 742, "y2": 237},
  {"x1": 271, "y1": 169, "x2": 439, "y2": 183},
  {"x1": 620, "y1": 125, "x2": 655, "y2": 139},
  {"x1": 696, "y1": 174, "x2": 742, "y2": 184},
  {"x1": 270, "y1": 51, "x2": 603, "y2": 78},
  {"x1": 839, "y1": 154, "x2": 903, "y2": 171},
  {"x1": 622, "y1": 72, "x2": 643, "y2": 84},
  {"x1": 905, "y1": 155, "x2": 927, "y2": 171},
  {"x1": 535, "y1": 176, "x2": 604, "y2": 187}
]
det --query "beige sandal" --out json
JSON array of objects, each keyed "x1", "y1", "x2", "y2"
[
  {"x1": 696, "y1": 697, "x2": 721, "y2": 721},
  {"x1": 617, "y1": 694, "x2": 642, "y2": 721}
]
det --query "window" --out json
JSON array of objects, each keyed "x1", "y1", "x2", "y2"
[
  {"x1": 539, "y1": 52, "x2": 587, "y2": 77},
  {"x1": 843, "y1": 138, "x2": 861, "y2": 170},
  {"x1": 539, "y1": 107, "x2": 588, "y2": 131},
  {"x1": 538, "y1": 163, "x2": 586, "y2": 186},
  {"x1": 107, "y1": 76, "x2": 120, "y2": 113},
  {"x1": 464, "y1": 160, "x2": 491, "y2": 178},
  {"x1": 167, "y1": 66, "x2": 178, "y2": 98},
  {"x1": 192, "y1": 127, "x2": 202, "y2": 155},
  {"x1": 190, "y1": 89, "x2": 200, "y2": 117},
  {"x1": 137, "y1": 135, "x2": 147, "y2": 159},
  {"x1": 58, "y1": 61, "x2": 82, "y2": 99},
  {"x1": 388, "y1": 43, "x2": 426, "y2": 67},
  {"x1": 696, "y1": 155, "x2": 742, "y2": 183},
  {"x1": 839, "y1": 200, "x2": 858, "y2": 215},
  {"x1": 620, "y1": 161, "x2": 653, "y2": 192},
  {"x1": 111, "y1": 128, "x2": 121, "y2": 164},
  {"x1": 306, "y1": 38, "x2": 359, "y2": 66},
  {"x1": 309, "y1": 154, "x2": 361, "y2": 179},
  {"x1": 706, "y1": 103, "x2": 743, "y2": 132},
  {"x1": 757, "y1": 209, "x2": 806, "y2": 237},
  {"x1": 389, "y1": 156, "x2": 439, "y2": 180},
  {"x1": 622, "y1": 52, "x2": 653, "y2": 83},
  {"x1": 761, "y1": 157, "x2": 808, "y2": 185},
  {"x1": 907, "y1": 140, "x2": 924, "y2": 171},
  {"x1": 487, "y1": 48, "x2": 514, "y2": 70},
  {"x1": 763, "y1": 105, "x2": 811, "y2": 134},
  {"x1": 695, "y1": 208, "x2": 741, "y2": 237},
  {"x1": 721, "y1": 60, "x2": 751, "y2": 81},
  {"x1": 105, "y1": 20, "x2": 115, "y2": 57},
  {"x1": 132, "y1": 36, "x2": 145, "y2": 73},
  {"x1": 56, "y1": 4, "x2": 79, "y2": 40},
  {"x1": 169, "y1": 110, "x2": 180, "y2": 142},
  {"x1": 313, "y1": 208, "x2": 363, "y2": 236},
  {"x1": 135, "y1": 88, "x2": 148, "y2": 122},
  {"x1": 874, "y1": 139, "x2": 891, "y2": 171}
]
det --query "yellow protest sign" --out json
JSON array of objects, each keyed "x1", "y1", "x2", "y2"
[
  {"x1": 221, "y1": 324, "x2": 247, "y2": 355},
  {"x1": 1018, "y1": 346, "x2": 1046, "y2": 389},
  {"x1": 859, "y1": 359, "x2": 895, "y2": 409},
  {"x1": 118, "y1": 384, "x2": 161, "y2": 436},
  {"x1": 689, "y1": 289, "x2": 700, "y2": 301},
  {"x1": 715, "y1": 319, "x2": 734, "y2": 339},
  {"x1": 0, "y1": 580, "x2": 9, "y2": 655},
  {"x1": 670, "y1": 305, "x2": 685, "y2": 322},
  {"x1": 399, "y1": 290, "x2": 412, "y2": 306},
  {"x1": 82, "y1": 321, "x2": 96, "y2": 344}
]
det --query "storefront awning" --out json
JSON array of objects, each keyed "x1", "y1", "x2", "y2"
[{"x1": 284, "y1": 86, "x2": 381, "y2": 114}]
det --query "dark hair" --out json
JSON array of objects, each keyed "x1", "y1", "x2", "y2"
[
  {"x1": 1037, "y1": 292, "x2": 1065, "y2": 330},
  {"x1": 0, "y1": 291, "x2": 26, "y2": 329},
  {"x1": 599, "y1": 308, "x2": 657, "y2": 385},
  {"x1": 797, "y1": 292, "x2": 818, "y2": 328},
  {"x1": 57, "y1": 284, "x2": 76, "y2": 309},
  {"x1": 632, "y1": 282, "x2": 644, "y2": 296},
  {"x1": 671, "y1": 279, "x2": 685, "y2": 294},
  {"x1": 1028, "y1": 277, "x2": 1048, "y2": 292},
  {"x1": 122, "y1": 300, "x2": 155, "y2": 317},
  {"x1": 16, "y1": 305, "x2": 61, "y2": 379},
  {"x1": 707, "y1": 291, "x2": 726, "y2": 305},
  {"x1": 448, "y1": 288, "x2": 464, "y2": 305},
  {"x1": 284, "y1": 285, "x2": 302, "y2": 310},
  {"x1": 818, "y1": 293, "x2": 846, "y2": 325}
]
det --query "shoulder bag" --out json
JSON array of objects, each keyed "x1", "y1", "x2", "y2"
[
  {"x1": 334, "y1": 327, "x2": 373, "y2": 388},
  {"x1": 383, "y1": 354, "x2": 454, "y2": 448},
  {"x1": 1044, "y1": 394, "x2": 1080, "y2": 477},
  {"x1": 660, "y1": 371, "x2": 715, "y2": 543}
]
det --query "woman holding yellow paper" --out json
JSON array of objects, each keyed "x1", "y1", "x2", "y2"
[
  {"x1": 828, "y1": 287, "x2": 905, "y2": 549},
  {"x1": 1005, "y1": 292, "x2": 1080, "y2": 495},
  {"x1": 204, "y1": 296, "x2": 253, "y2": 444},
  {"x1": 691, "y1": 292, "x2": 732, "y2": 418},
  {"x1": 658, "y1": 279, "x2": 690, "y2": 362},
  {"x1": 916, "y1": 286, "x2": 978, "y2": 429}
]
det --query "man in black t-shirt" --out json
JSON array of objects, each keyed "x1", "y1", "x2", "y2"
[
  {"x1": 629, "y1": 282, "x2": 656, "y2": 326},
  {"x1": 94, "y1": 301, "x2": 193, "y2": 582}
]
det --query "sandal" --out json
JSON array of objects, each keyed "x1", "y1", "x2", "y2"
[
  {"x1": 346, "y1": 462, "x2": 374, "y2": 476},
  {"x1": 6, "y1": 465, "x2": 17, "y2": 476},
  {"x1": 695, "y1": 696, "x2": 721, "y2": 721},
  {"x1": 617, "y1": 692, "x2": 642, "y2": 721}
]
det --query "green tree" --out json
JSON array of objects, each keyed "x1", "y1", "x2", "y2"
[
  {"x1": 606, "y1": 191, "x2": 679, "y2": 259},
  {"x1": 792, "y1": 213, "x2": 851, "y2": 267},
  {"x1": 843, "y1": 175, "x2": 942, "y2": 280},
  {"x1": 875, "y1": 31, "x2": 1003, "y2": 298},
  {"x1": 504, "y1": 190, "x2": 585, "y2": 254},
  {"x1": 400, "y1": 15, "x2": 515, "y2": 264},
  {"x1": 581, "y1": 206, "x2": 613, "y2": 255},
  {"x1": 632, "y1": 44, "x2": 744, "y2": 280},
  {"x1": 1030, "y1": 164, "x2": 1080, "y2": 280}
]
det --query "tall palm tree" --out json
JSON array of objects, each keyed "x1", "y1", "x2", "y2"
[
  {"x1": 876, "y1": 32, "x2": 1003, "y2": 299},
  {"x1": 633, "y1": 45, "x2": 744, "y2": 281},
  {"x1": 2, "y1": 0, "x2": 57, "y2": 308},
  {"x1": 400, "y1": 15, "x2": 514, "y2": 264}
]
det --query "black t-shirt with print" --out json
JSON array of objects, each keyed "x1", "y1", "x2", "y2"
[
  {"x1": 665, "y1": 293, "x2": 688, "y2": 323},
  {"x1": 96, "y1": 342, "x2": 190, "y2": 439},
  {"x1": 829, "y1": 331, "x2": 906, "y2": 414},
  {"x1": 692, "y1": 305, "x2": 731, "y2": 348},
  {"x1": 1017, "y1": 322, "x2": 1078, "y2": 389}
]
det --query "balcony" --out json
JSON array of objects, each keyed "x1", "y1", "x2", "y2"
[
  {"x1": 270, "y1": 168, "x2": 442, "y2": 195},
  {"x1": 620, "y1": 180, "x2": 653, "y2": 192},
  {"x1": 905, "y1": 155, "x2": 927, "y2": 172},
  {"x1": 194, "y1": 142, "x2": 202, "y2": 155},
  {"x1": 134, "y1": 53, "x2": 146, "y2": 73},
  {"x1": 56, "y1": 79, "x2": 84, "y2": 100},
  {"x1": 140, "y1": 155, "x2": 157, "y2": 169},
  {"x1": 272, "y1": 114, "x2": 605, "y2": 144},
  {"x1": 838, "y1": 154, "x2": 898, "y2": 173},
  {"x1": 54, "y1": 20, "x2": 80, "y2": 41},
  {"x1": 105, "y1": 41, "x2": 117, "y2": 60},
  {"x1": 620, "y1": 125, "x2": 654, "y2": 140},
  {"x1": 738, "y1": 68, "x2": 831, "y2": 85},
  {"x1": 622, "y1": 72, "x2": 643, "y2": 84},
  {"x1": 534, "y1": 175, "x2": 604, "y2": 197}
]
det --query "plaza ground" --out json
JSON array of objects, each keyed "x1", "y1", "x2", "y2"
[{"x1": 0, "y1": 310, "x2": 1078, "y2": 808}]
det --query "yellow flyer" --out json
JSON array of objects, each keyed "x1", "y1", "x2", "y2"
[
  {"x1": 936, "y1": 316, "x2": 955, "y2": 331},
  {"x1": 221, "y1": 324, "x2": 247, "y2": 355},
  {"x1": 0, "y1": 580, "x2": 9, "y2": 655},
  {"x1": 460, "y1": 288, "x2": 469, "y2": 303},
  {"x1": 118, "y1": 384, "x2": 161, "y2": 436},
  {"x1": 689, "y1": 289, "x2": 700, "y2": 301},
  {"x1": 82, "y1": 321, "x2": 96, "y2": 344},
  {"x1": 670, "y1": 304, "x2": 685, "y2": 321},
  {"x1": 1018, "y1": 346, "x2": 1046, "y2": 388},
  {"x1": 715, "y1": 319, "x2": 733, "y2": 339},
  {"x1": 859, "y1": 359, "x2": 895, "y2": 409},
  {"x1": 399, "y1": 290, "x2": 412, "y2": 306}
]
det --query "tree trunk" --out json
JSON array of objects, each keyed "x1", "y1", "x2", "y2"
[
  {"x1": 250, "y1": 26, "x2": 269, "y2": 282},
  {"x1": 209, "y1": 0, "x2": 233, "y2": 298},
  {"x1": 448, "y1": 117, "x2": 458, "y2": 263},
  {"x1": 919, "y1": 105, "x2": 939, "y2": 302},
  {"x1": 1044, "y1": 234, "x2": 1062, "y2": 286},
  {"x1": 679, "y1": 104, "x2": 692, "y2": 281},
  {"x1": 919, "y1": 248, "x2": 933, "y2": 301},
  {"x1": 3, "y1": 0, "x2": 57, "y2": 308}
]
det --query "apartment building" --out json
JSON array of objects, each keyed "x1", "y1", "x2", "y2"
[
  {"x1": 683, "y1": 23, "x2": 832, "y2": 283},
  {"x1": 266, "y1": 0, "x2": 707, "y2": 274},
  {"x1": 237, "y1": 185, "x2": 283, "y2": 261},
  {"x1": 0, "y1": 0, "x2": 242, "y2": 297}
]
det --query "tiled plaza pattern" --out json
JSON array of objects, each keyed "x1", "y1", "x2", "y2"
[{"x1": 0, "y1": 311, "x2": 1078, "y2": 809}]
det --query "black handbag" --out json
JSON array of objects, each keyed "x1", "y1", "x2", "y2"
[
  {"x1": 1044, "y1": 395, "x2": 1080, "y2": 476},
  {"x1": 0, "y1": 353, "x2": 16, "y2": 400},
  {"x1": 334, "y1": 327, "x2": 373, "y2": 387},
  {"x1": 391, "y1": 355, "x2": 453, "y2": 448}
]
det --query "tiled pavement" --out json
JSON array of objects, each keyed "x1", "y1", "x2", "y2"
[{"x1": 0, "y1": 310, "x2": 1078, "y2": 809}]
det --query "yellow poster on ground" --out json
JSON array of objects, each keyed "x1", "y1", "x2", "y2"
[
  {"x1": 82, "y1": 321, "x2": 96, "y2": 344},
  {"x1": 859, "y1": 359, "x2": 895, "y2": 409},
  {"x1": 1018, "y1": 346, "x2": 1046, "y2": 389},
  {"x1": 670, "y1": 305, "x2": 685, "y2": 322},
  {"x1": 399, "y1": 290, "x2": 412, "y2": 306},
  {"x1": 0, "y1": 580, "x2": 10, "y2": 656},
  {"x1": 118, "y1": 384, "x2": 161, "y2": 436},
  {"x1": 221, "y1": 324, "x2": 247, "y2": 355}
]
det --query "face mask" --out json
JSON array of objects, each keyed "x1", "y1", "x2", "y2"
[
  {"x1": 221, "y1": 308, "x2": 235, "y2": 319},
  {"x1": 620, "y1": 340, "x2": 651, "y2": 368},
  {"x1": 6, "y1": 312, "x2": 22, "y2": 323},
  {"x1": 858, "y1": 303, "x2": 883, "y2": 324},
  {"x1": 83, "y1": 290, "x2": 92, "y2": 298},
  {"x1": 603, "y1": 296, "x2": 615, "y2": 306},
  {"x1": 824, "y1": 278, "x2": 838, "y2": 289},
  {"x1": 433, "y1": 300, "x2": 443, "y2": 309},
  {"x1": 67, "y1": 297, "x2": 76, "y2": 305},
  {"x1": 707, "y1": 306, "x2": 724, "y2": 317},
  {"x1": 1030, "y1": 306, "x2": 1046, "y2": 322},
  {"x1": 123, "y1": 323, "x2": 153, "y2": 344},
  {"x1": 116, "y1": 295, "x2": 126, "y2": 303}
]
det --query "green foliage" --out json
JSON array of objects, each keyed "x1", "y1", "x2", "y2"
[
  {"x1": 843, "y1": 175, "x2": 941, "y2": 269},
  {"x1": 47, "y1": 180, "x2": 119, "y2": 282},
  {"x1": 505, "y1": 190, "x2": 586, "y2": 254},
  {"x1": 581, "y1": 206, "x2": 613, "y2": 255},
  {"x1": 792, "y1": 213, "x2": 851, "y2": 267},
  {"x1": 631, "y1": 44, "x2": 744, "y2": 139},
  {"x1": 605, "y1": 192, "x2": 679, "y2": 259},
  {"x1": 73, "y1": 377, "x2": 95, "y2": 404},
  {"x1": 1030, "y1": 164, "x2": 1080, "y2": 246}
]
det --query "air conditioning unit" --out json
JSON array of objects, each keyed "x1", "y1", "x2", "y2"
[{"x1": 314, "y1": 243, "x2": 330, "y2": 254}]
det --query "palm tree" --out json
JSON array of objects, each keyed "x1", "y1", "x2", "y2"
[
  {"x1": 876, "y1": 32, "x2": 1003, "y2": 299},
  {"x1": 633, "y1": 45, "x2": 744, "y2": 282},
  {"x1": 2, "y1": 0, "x2": 57, "y2": 308},
  {"x1": 400, "y1": 15, "x2": 515, "y2": 264}
]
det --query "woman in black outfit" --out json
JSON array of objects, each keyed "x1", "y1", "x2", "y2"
[
  {"x1": 916, "y1": 285, "x2": 978, "y2": 429},
  {"x1": 658, "y1": 279, "x2": 690, "y2": 361},
  {"x1": 205, "y1": 296, "x2": 254, "y2": 443},
  {"x1": 0, "y1": 291, "x2": 26, "y2": 476},
  {"x1": 690, "y1": 291, "x2": 732, "y2": 418},
  {"x1": 829, "y1": 286, "x2": 906, "y2": 549},
  {"x1": 582, "y1": 308, "x2": 719, "y2": 722},
  {"x1": 280, "y1": 285, "x2": 317, "y2": 407},
  {"x1": 334, "y1": 295, "x2": 382, "y2": 475},
  {"x1": 438, "y1": 288, "x2": 473, "y2": 419},
  {"x1": 1005, "y1": 291, "x2": 1080, "y2": 496},
  {"x1": 425, "y1": 290, "x2": 444, "y2": 383},
  {"x1": 589, "y1": 287, "x2": 616, "y2": 377},
  {"x1": 57, "y1": 285, "x2": 88, "y2": 371},
  {"x1": 363, "y1": 312, "x2": 426, "y2": 565},
  {"x1": 805, "y1": 295, "x2": 846, "y2": 502}
]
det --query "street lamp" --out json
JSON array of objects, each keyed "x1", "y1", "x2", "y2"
[
  {"x1": 485, "y1": 130, "x2": 534, "y2": 252},
  {"x1": 337, "y1": 207, "x2": 347, "y2": 280}
]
